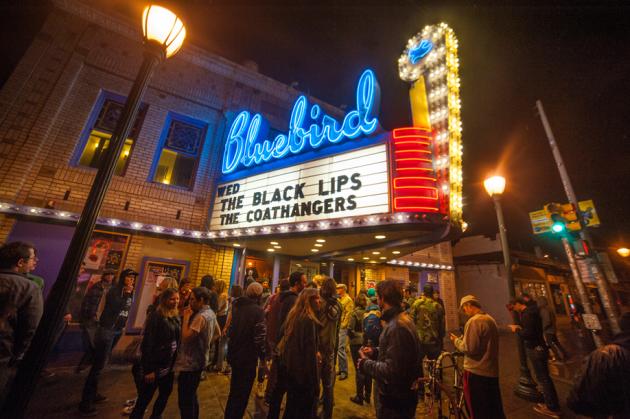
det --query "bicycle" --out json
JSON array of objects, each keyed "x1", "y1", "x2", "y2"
[{"x1": 420, "y1": 350, "x2": 470, "y2": 419}]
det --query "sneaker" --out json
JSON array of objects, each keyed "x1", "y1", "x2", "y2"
[
  {"x1": 256, "y1": 382, "x2": 265, "y2": 398},
  {"x1": 349, "y1": 396, "x2": 363, "y2": 405},
  {"x1": 339, "y1": 372, "x2": 348, "y2": 381},
  {"x1": 222, "y1": 366, "x2": 232, "y2": 375},
  {"x1": 200, "y1": 371, "x2": 207, "y2": 381},
  {"x1": 94, "y1": 393, "x2": 108, "y2": 403},
  {"x1": 121, "y1": 405, "x2": 134, "y2": 416},
  {"x1": 533, "y1": 403, "x2": 561, "y2": 418},
  {"x1": 78, "y1": 406, "x2": 98, "y2": 417}
]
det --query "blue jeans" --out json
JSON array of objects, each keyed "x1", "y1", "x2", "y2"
[
  {"x1": 526, "y1": 346, "x2": 560, "y2": 411},
  {"x1": 337, "y1": 329, "x2": 349, "y2": 374},
  {"x1": 320, "y1": 352, "x2": 336, "y2": 419}
]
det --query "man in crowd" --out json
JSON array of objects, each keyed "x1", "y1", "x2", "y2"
[
  {"x1": 509, "y1": 296, "x2": 561, "y2": 418},
  {"x1": 318, "y1": 276, "x2": 341, "y2": 419},
  {"x1": 450, "y1": 295, "x2": 505, "y2": 418},
  {"x1": 0, "y1": 242, "x2": 44, "y2": 408},
  {"x1": 176, "y1": 287, "x2": 218, "y2": 419},
  {"x1": 76, "y1": 269, "x2": 115, "y2": 372},
  {"x1": 336, "y1": 283, "x2": 354, "y2": 380},
  {"x1": 567, "y1": 311, "x2": 630, "y2": 418},
  {"x1": 225, "y1": 282, "x2": 266, "y2": 419},
  {"x1": 403, "y1": 286, "x2": 417, "y2": 312},
  {"x1": 358, "y1": 279, "x2": 422, "y2": 419},
  {"x1": 263, "y1": 278, "x2": 289, "y2": 402},
  {"x1": 410, "y1": 284, "x2": 445, "y2": 362},
  {"x1": 267, "y1": 271, "x2": 305, "y2": 419}
]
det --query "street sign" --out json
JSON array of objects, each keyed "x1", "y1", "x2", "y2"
[
  {"x1": 582, "y1": 313, "x2": 602, "y2": 330},
  {"x1": 579, "y1": 200, "x2": 600, "y2": 227},
  {"x1": 529, "y1": 209, "x2": 552, "y2": 234},
  {"x1": 529, "y1": 199, "x2": 600, "y2": 234}
]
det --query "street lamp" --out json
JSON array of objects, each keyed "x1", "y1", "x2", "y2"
[
  {"x1": 617, "y1": 247, "x2": 630, "y2": 258},
  {"x1": 4, "y1": 6, "x2": 185, "y2": 417},
  {"x1": 484, "y1": 175, "x2": 542, "y2": 402}
]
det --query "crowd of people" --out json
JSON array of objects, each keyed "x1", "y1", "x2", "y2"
[{"x1": 1, "y1": 240, "x2": 630, "y2": 419}]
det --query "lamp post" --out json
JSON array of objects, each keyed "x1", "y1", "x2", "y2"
[
  {"x1": 484, "y1": 175, "x2": 542, "y2": 402},
  {"x1": 3, "y1": 6, "x2": 185, "y2": 417}
]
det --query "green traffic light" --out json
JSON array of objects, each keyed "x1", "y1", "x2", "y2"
[{"x1": 551, "y1": 222, "x2": 565, "y2": 233}]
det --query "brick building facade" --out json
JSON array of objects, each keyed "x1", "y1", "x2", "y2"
[{"x1": 0, "y1": 0, "x2": 341, "y2": 333}]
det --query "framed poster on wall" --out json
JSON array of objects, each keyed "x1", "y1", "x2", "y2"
[
  {"x1": 67, "y1": 230, "x2": 131, "y2": 324},
  {"x1": 129, "y1": 257, "x2": 189, "y2": 332}
]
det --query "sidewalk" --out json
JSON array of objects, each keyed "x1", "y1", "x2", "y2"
[{"x1": 27, "y1": 329, "x2": 592, "y2": 418}]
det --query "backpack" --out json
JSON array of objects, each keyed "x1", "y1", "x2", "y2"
[
  {"x1": 363, "y1": 307, "x2": 382, "y2": 346},
  {"x1": 412, "y1": 297, "x2": 441, "y2": 345}
]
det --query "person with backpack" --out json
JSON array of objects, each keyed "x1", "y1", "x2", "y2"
[
  {"x1": 318, "y1": 276, "x2": 341, "y2": 419},
  {"x1": 348, "y1": 294, "x2": 368, "y2": 405},
  {"x1": 410, "y1": 284, "x2": 444, "y2": 361},
  {"x1": 362, "y1": 288, "x2": 382, "y2": 406}
]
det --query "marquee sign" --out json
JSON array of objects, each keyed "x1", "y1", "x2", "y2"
[
  {"x1": 221, "y1": 69, "x2": 381, "y2": 176},
  {"x1": 210, "y1": 144, "x2": 389, "y2": 230},
  {"x1": 398, "y1": 23, "x2": 463, "y2": 224}
]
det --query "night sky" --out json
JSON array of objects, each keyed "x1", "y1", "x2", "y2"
[{"x1": 2, "y1": 0, "x2": 629, "y2": 256}]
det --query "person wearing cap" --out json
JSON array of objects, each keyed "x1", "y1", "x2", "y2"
[
  {"x1": 450, "y1": 295, "x2": 505, "y2": 419},
  {"x1": 79, "y1": 268, "x2": 137, "y2": 416},
  {"x1": 336, "y1": 283, "x2": 354, "y2": 380},
  {"x1": 76, "y1": 269, "x2": 116, "y2": 373},
  {"x1": 509, "y1": 296, "x2": 560, "y2": 418},
  {"x1": 225, "y1": 282, "x2": 266, "y2": 419}
]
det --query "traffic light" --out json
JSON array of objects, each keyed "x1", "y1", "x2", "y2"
[{"x1": 544, "y1": 202, "x2": 581, "y2": 234}]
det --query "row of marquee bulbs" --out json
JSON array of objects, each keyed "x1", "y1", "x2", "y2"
[{"x1": 388, "y1": 260, "x2": 453, "y2": 270}]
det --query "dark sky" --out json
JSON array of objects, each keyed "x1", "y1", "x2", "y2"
[{"x1": 2, "y1": 0, "x2": 629, "y2": 255}]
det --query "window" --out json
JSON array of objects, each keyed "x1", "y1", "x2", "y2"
[
  {"x1": 152, "y1": 114, "x2": 207, "y2": 189},
  {"x1": 78, "y1": 96, "x2": 147, "y2": 176}
]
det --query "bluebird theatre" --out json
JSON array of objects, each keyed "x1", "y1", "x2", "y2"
[{"x1": 210, "y1": 24, "x2": 463, "y2": 325}]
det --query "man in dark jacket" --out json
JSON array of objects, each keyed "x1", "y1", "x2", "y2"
[
  {"x1": 267, "y1": 271, "x2": 306, "y2": 419},
  {"x1": 76, "y1": 270, "x2": 115, "y2": 372},
  {"x1": 509, "y1": 297, "x2": 560, "y2": 418},
  {"x1": 358, "y1": 279, "x2": 422, "y2": 419},
  {"x1": 0, "y1": 242, "x2": 44, "y2": 409},
  {"x1": 567, "y1": 311, "x2": 630, "y2": 419},
  {"x1": 225, "y1": 282, "x2": 266, "y2": 419},
  {"x1": 277, "y1": 271, "x2": 306, "y2": 339},
  {"x1": 318, "y1": 276, "x2": 341, "y2": 418},
  {"x1": 80, "y1": 268, "x2": 137, "y2": 416}
]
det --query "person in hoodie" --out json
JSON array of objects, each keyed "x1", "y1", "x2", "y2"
[
  {"x1": 318, "y1": 276, "x2": 341, "y2": 419},
  {"x1": 509, "y1": 297, "x2": 561, "y2": 418},
  {"x1": 225, "y1": 282, "x2": 266, "y2": 419},
  {"x1": 79, "y1": 268, "x2": 137, "y2": 417},
  {"x1": 536, "y1": 296, "x2": 567, "y2": 362},
  {"x1": 567, "y1": 311, "x2": 630, "y2": 419}
]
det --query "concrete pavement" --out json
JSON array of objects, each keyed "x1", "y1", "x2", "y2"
[{"x1": 27, "y1": 325, "x2": 592, "y2": 418}]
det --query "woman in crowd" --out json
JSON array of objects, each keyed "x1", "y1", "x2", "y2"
[
  {"x1": 211, "y1": 279, "x2": 229, "y2": 372},
  {"x1": 348, "y1": 293, "x2": 368, "y2": 405},
  {"x1": 130, "y1": 288, "x2": 181, "y2": 419},
  {"x1": 278, "y1": 287, "x2": 322, "y2": 418}
]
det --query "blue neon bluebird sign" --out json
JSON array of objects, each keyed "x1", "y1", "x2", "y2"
[
  {"x1": 408, "y1": 39, "x2": 433, "y2": 64},
  {"x1": 221, "y1": 69, "x2": 381, "y2": 175}
]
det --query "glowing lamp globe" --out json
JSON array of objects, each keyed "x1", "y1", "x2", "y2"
[
  {"x1": 618, "y1": 247, "x2": 630, "y2": 258},
  {"x1": 142, "y1": 5, "x2": 186, "y2": 59},
  {"x1": 484, "y1": 176, "x2": 506, "y2": 197}
]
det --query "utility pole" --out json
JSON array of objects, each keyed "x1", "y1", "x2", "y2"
[
  {"x1": 560, "y1": 236, "x2": 603, "y2": 347},
  {"x1": 536, "y1": 100, "x2": 620, "y2": 335}
]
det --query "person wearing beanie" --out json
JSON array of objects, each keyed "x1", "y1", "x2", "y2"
[
  {"x1": 568, "y1": 311, "x2": 630, "y2": 419},
  {"x1": 225, "y1": 281, "x2": 266, "y2": 418},
  {"x1": 450, "y1": 295, "x2": 505, "y2": 419}
]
